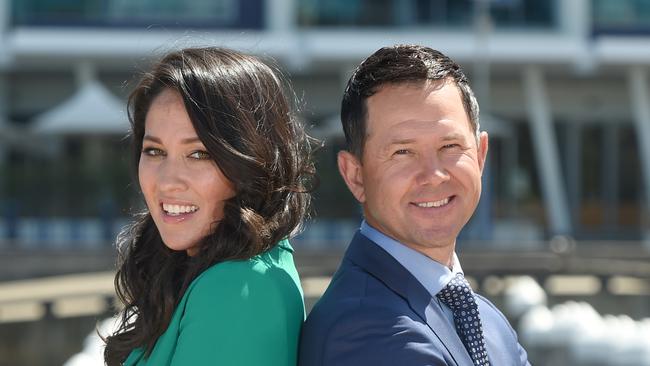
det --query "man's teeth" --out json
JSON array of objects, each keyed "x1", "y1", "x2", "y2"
[
  {"x1": 163, "y1": 203, "x2": 198, "y2": 215},
  {"x1": 416, "y1": 198, "x2": 450, "y2": 208}
]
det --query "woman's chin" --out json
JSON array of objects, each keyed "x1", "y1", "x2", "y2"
[{"x1": 161, "y1": 236, "x2": 200, "y2": 255}]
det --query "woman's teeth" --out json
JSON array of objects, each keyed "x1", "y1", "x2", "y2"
[{"x1": 163, "y1": 203, "x2": 198, "y2": 215}]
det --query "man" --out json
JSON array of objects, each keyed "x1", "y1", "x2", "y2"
[{"x1": 299, "y1": 45, "x2": 530, "y2": 366}]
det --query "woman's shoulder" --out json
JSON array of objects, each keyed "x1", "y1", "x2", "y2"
[
  {"x1": 200, "y1": 239, "x2": 294, "y2": 279},
  {"x1": 184, "y1": 239, "x2": 301, "y2": 308},
  {"x1": 165, "y1": 240, "x2": 303, "y2": 365}
]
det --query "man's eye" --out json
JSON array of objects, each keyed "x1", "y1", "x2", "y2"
[
  {"x1": 189, "y1": 150, "x2": 211, "y2": 160},
  {"x1": 443, "y1": 144, "x2": 461, "y2": 149},
  {"x1": 394, "y1": 149, "x2": 410, "y2": 155},
  {"x1": 142, "y1": 147, "x2": 164, "y2": 156}
]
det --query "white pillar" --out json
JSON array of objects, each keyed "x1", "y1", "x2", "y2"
[
  {"x1": 265, "y1": 0, "x2": 295, "y2": 33},
  {"x1": 560, "y1": 0, "x2": 595, "y2": 74},
  {"x1": 628, "y1": 67, "x2": 650, "y2": 241},
  {"x1": 76, "y1": 61, "x2": 95, "y2": 87},
  {"x1": 523, "y1": 66, "x2": 572, "y2": 235},
  {"x1": 0, "y1": 0, "x2": 11, "y2": 66},
  {"x1": 266, "y1": 0, "x2": 306, "y2": 71},
  {"x1": 560, "y1": 0, "x2": 590, "y2": 39}
]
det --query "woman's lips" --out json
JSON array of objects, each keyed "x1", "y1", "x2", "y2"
[{"x1": 159, "y1": 201, "x2": 200, "y2": 223}]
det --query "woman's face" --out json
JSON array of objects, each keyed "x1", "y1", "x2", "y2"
[{"x1": 138, "y1": 89, "x2": 236, "y2": 256}]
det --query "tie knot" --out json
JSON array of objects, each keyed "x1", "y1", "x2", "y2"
[{"x1": 436, "y1": 273, "x2": 476, "y2": 311}]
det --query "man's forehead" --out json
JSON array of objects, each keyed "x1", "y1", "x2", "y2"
[
  {"x1": 371, "y1": 78, "x2": 452, "y2": 94},
  {"x1": 368, "y1": 120, "x2": 469, "y2": 141}
]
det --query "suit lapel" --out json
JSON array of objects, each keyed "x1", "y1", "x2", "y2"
[
  {"x1": 408, "y1": 281, "x2": 475, "y2": 366},
  {"x1": 345, "y1": 232, "x2": 474, "y2": 366}
]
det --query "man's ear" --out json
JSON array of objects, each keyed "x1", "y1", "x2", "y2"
[
  {"x1": 477, "y1": 131, "x2": 489, "y2": 174},
  {"x1": 337, "y1": 150, "x2": 366, "y2": 203}
]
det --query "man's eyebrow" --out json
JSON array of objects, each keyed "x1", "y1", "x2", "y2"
[
  {"x1": 441, "y1": 133, "x2": 465, "y2": 141},
  {"x1": 388, "y1": 133, "x2": 465, "y2": 145},
  {"x1": 387, "y1": 138, "x2": 416, "y2": 145}
]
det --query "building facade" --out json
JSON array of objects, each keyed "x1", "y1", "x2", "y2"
[{"x1": 0, "y1": 0, "x2": 649, "y2": 247}]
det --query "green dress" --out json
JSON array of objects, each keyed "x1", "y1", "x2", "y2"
[{"x1": 123, "y1": 240, "x2": 305, "y2": 365}]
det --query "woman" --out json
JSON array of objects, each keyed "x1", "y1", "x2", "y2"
[{"x1": 104, "y1": 47, "x2": 314, "y2": 365}]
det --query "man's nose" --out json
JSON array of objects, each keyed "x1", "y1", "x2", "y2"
[{"x1": 416, "y1": 154, "x2": 450, "y2": 185}]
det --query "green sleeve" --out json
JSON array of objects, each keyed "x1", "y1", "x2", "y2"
[{"x1": 170, "y1": 260, "x2": 303, "y2": 365}]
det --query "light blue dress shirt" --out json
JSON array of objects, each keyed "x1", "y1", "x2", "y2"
[{"x1": 359, "y1": 220, "x2": 462, "y2": 327}]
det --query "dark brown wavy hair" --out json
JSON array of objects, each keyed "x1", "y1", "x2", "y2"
[{"x1": 104, "y1": 47, "x2": 315, "y2": 365}]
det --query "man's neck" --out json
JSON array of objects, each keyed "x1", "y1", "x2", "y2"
[{"x1": 361, "y1": 220, "x2": 456, "y2": 268}]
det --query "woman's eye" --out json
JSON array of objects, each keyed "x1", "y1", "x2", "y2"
[
  {"x1": 189, "y1": 150, "x2": 211, "y2": 160},
  {"x1": 142, "y1": 147, "x2": 164, "y2": 157}
]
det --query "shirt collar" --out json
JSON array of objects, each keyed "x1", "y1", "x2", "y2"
[{"x1": 359, "y1": 220, "x2": 463, "y2": 297}]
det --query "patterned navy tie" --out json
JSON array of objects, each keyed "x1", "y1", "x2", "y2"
[{"x1": 436, "y1": 273, "x2": 490, "y2": 366}]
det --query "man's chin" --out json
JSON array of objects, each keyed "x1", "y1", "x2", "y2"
[{"x1": 407, "y1": 228, "x2": 458, "y2": 248}]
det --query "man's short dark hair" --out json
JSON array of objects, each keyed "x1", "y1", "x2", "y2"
[{"x1": 340, "y1": 44, "x2": 480, "y2": 158}]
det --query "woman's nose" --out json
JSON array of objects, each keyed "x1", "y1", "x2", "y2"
[{"x1": 157, "y1": 158, "x2": 189, "y2": 192}]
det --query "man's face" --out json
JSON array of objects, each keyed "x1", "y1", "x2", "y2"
[{"x1": 338, "y1": 80, "x2": 488, "y2": 265}]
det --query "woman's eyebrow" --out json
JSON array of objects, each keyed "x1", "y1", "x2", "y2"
[
  {"x1": 142, "y1": 135, "x2": 201, "y2": 144},
  {"x1": 142, "y1": 135, "x2": 161, "y2": 143},
  {"x1": 180, "y1": 137, "x2": 201, "y2": 144}
]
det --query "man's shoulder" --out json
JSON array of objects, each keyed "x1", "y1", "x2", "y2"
[
  {"x1": 299, "y1": 264, "x2": 446, "y2": 366},
  {"x1": 304, "y1": 260, "x2": 416, "y2": 331}
]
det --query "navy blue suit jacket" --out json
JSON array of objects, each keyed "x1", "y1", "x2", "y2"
[{"x1": 299, "y1": 232, "x2": 530, "y2": 366}]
